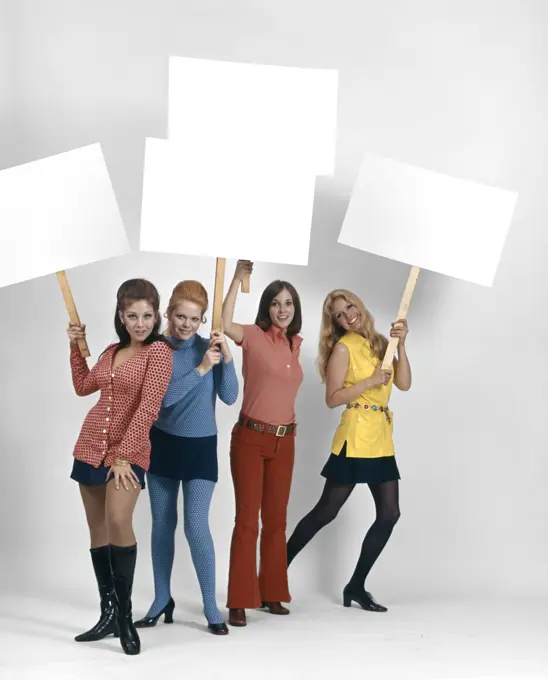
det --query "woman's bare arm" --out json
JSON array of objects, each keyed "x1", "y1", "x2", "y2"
[
  {"x1": 222, "y1": 260, "x2": 253, "y2": 345},
  {"x1": 393, "y1": 346, "x2": 412, "y2": 391}
]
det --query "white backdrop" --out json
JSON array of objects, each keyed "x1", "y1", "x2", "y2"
[
  {"x1": 1, "y1": 0, "x2": 548, "y2": 618},
  {"x1": 0, "y1": 0, "x2": 19, "y2": 167}
]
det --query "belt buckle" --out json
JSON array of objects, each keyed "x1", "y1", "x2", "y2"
[{"x1": 276, "y1": 425, "x2": 287, "y2": 437}]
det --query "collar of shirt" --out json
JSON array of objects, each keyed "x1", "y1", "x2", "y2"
[
  {"x1": 169, "y1": 334, "x2": 199, "y2": 350},
  {"x1": 266, "y1": 324, "x2": 303, "y2": 351}
]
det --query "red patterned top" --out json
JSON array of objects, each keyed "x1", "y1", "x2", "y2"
[{"x1": 70, "y1": 341, "x2": 173, "y2": 471}]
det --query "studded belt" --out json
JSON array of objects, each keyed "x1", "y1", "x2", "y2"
[
  {"x1": 346, "y1": 403, "x2": 392, "y2": 424},
  {"x1": 238, "y1": 414, "x2": 296, "y2": 437}
]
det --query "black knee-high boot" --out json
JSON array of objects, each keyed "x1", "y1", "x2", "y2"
[
  {"x1": 110, "y1": 544, "x2": 140, "y2": 655},
  {"x1": 75, "y1": 545, "x2": 119, "y2": 642}
]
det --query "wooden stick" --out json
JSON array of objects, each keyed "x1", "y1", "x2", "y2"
[
  {"x1": 241, "y1": 271, "x2": 250, "y2": 294},
  {"x1": 381, "y1": 265, "x2": 420, "y2": 370},
  {"x1": 212, "y1": 257, "x2": 226, "y2": 331},
  {"x1": 56, "y1": 271, "x2": 91, "y2": 358}
]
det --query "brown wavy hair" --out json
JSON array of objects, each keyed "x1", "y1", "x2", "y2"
[
  {"x1": 114, "y1": 279, "x2": 170, "y2": 347},
  {"x1": 98, "y1": 279, "x2": 171, "y2": 358},
  {"x1": 165, "y1": 280, "x2": 209, "y2": 336},
  {"x1": 317, "y1": 289, "x2": 388, "y2": 383}
]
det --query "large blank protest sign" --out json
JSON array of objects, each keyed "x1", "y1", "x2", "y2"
[
  {"x1": 140, "y1": 137, "x2": 318, "y2": 330},
  {"x1": 168, "y1": 56, "x2": 338, "y2": 177},
  {"x1": 0, "y1": 144, "x2": 131, "y2": 355},
  {"x1": 338, "y1": 153, "x2": 518, "y2": 368},
  {"x1": 168, "y1": 56, "x2": 337, "y2": 296},
  {"x1": 339, "y1": 154, "x2": 518, "y2": 287},
  {"x1": 140, "y1": 137, "x2": 317, "y2": 265},
  {"x1": 0, "y1": 144, "x2": 130, "y2": 287}
]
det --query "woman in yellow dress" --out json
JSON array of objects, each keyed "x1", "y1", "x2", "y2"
[{"x1": 286, "y1": 289, "x2": 412, "y2": 612}]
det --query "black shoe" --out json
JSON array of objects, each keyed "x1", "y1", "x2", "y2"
[
  {"x1": 110, "y1": 544, "x2": 141, "y2": 655},
  {"x1": 75, "y1": 545, "x2": 119, "y2": 642},
  {"x1": 342, "y1": 585, "x2": 387, "y2": 612},
  {"x1": 135, "y1": 598, "x2": 175, "y2": 628},
  {"x1": 208, "y1": 622, "x2": 229, "y2": 636}
]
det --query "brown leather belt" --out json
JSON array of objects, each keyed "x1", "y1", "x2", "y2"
[{"x1": 238, "y1": 414, "x2": 295, "y2": 437}]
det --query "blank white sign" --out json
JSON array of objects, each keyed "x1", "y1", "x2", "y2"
[
  {"x1": 338, "y1": 154, "x2": 518, "y2": 287},
  {"x1": 168, "y1": 56, "x2": 338, "y2": 176},
  {"x1": 140, "y1": 137, "x2": 317, "y2": 266},
  {"x1": 0, "y1": 144, "x2": 130, "y2": 288}
]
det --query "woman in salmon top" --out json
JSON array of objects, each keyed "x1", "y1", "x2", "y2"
[
  {"x1": 222, "y1": 260, "x2": 304, "y2": 627},
  {"x1": 286, "y1": 289, "x2": 411, "y2": 612},
  {"x1": 67, "y1": 279, "x2": 173, "y2": 656}
]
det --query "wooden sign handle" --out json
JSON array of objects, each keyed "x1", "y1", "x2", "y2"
[
  {"x1": 212, "y1": 257, "x2": 226, "y2": 332},
  {"x1": 381, "y1": 265, "x2": 420, "y2": 370},
  {"x1": 56, "y1": 271, "x2": 91, "y2": 358},
  {"x1": 241, "y1": 271, "x2": 250, "y2": 294}
]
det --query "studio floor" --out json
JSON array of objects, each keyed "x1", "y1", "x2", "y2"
[{"x1": 0, "y1": 594, "x2": 546, "y2": 680}]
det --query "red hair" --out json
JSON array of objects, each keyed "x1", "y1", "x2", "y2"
[{"x1": 165, "y1": 280, "x2": 209, "y2": 335}]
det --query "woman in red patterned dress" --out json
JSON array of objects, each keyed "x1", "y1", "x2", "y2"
[{"x1": 66, "y1": 279, "x2": 173, "y2": 656}]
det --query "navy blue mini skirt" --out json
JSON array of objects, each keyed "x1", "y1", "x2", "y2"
[
  {"x1": 148, "y1": 426, "x2": 218, "y2": 482},
  {"x1": 71, "y1": 459, "x2": 146, "y2": 490},
  {"x1": 321, "y1": 441, "x2": 400, "y2": 485}
]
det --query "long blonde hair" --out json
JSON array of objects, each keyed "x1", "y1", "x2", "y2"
[
  {"x1": 165, "y1": 280, "x2": 209, "y2": 336},
  {"x1": 317, "y1": 289, "x2": 388, "y2": 383}
]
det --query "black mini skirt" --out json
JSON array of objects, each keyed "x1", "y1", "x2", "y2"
[
  {"x1": 70, "y1": 459, "x2": 146, "y2": 490},
  {"x1": 148, "y1": 426, "x2": 218, "y2": 482},
  {"x1": 321, "y1": 441, "x2": 400, "y2": 485}
]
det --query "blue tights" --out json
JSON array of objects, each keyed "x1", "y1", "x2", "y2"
[{"x1": 146, "y1": 474, "x2": 223, "y2": 624}]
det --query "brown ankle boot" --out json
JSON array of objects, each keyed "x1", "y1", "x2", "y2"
[
  {"x1": 228, "y1": 608, "x2": 247, "y2": 627},
  {"x1": 261, "y1": 601, "x2": 290, "y2": 615}
]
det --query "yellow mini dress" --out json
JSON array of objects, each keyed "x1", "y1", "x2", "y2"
[{"x1": 320, "y1": 332, "x2": 401, "y2": 485}]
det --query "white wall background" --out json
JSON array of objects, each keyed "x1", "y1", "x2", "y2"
[
  {"x1": 0, "y1": 0, "x2": 21, "y2": 168},
  {"x1": 1, "y1": 0, "x2": 548, "y2": 613}
]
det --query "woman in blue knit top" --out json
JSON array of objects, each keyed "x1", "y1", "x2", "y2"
[{"x1": 135, "y1": 280, "x2": 239, "y2": 635}]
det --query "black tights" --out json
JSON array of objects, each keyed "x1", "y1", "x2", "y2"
[{"x1": 286, "y1": 479, "x2": 400, "y2": 590}]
